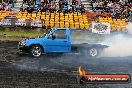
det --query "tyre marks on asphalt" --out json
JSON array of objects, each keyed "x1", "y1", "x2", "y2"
[
  {"x1": 0, "y1": 41, "x2": 87, "y2": 74},
  {"x1": 1, "y1": 41, "x2": 132, "y2": 88},
  {"x1": 0, "y1": 47, "x2": 20, "y2": 64}
]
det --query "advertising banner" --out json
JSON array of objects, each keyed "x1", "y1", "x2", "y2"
[
  {"x1": 0, "y1": 19, "x2": 12, "y2": 26},
  {"x1": 15, "y1": 19, "x2": 26, "y2": 26},
  {"x1": 0, "y1": 18, "x2": 42, "y2": 27},
  {"x1": 92, "y1": 22, "x2": 111, "y2": 34},
  {"x1": 31, "y1": 19, "x2": 42, "y2": 27}
]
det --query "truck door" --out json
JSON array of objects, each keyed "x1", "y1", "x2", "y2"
[{"x1": 45, "y1": 29, "x2": 71, "y2": 52}]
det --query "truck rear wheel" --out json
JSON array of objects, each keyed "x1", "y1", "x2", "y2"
[
  {"x1": 89, "y1": 48, "x2": 98, "y2": 57},
  {"x1": 85, "y1": 48, "x2": 99, "y2": 58},
  {"x1": 30, "y1": 45, "x2": 42, "y2": 57}
]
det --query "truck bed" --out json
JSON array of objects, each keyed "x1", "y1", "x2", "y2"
[
  {"x1": 72, "y1": 43, "x2": 107, "y2": 48},
  {"x1": 70, "y1": 30, "x2": 105, "y2": 44}
]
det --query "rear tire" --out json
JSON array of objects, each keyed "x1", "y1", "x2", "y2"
[
  {"x1": 29, "y1": 45, "x2": 42, "y2": 57},
  {"x1": 85, "y1": 48, "x2": 99, "y2": 58}
]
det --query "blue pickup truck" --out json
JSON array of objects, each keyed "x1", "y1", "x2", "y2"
[{"x1": 18, "y1": 28, "x2": 108, "y2": 57}]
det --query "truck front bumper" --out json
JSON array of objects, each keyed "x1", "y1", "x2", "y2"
[
  {"x1": 19, "y1": 46, "x2": 29, "y2": 53},
  {"x1": 18, "y1": 45, "x2": 29, "y2": 53}
]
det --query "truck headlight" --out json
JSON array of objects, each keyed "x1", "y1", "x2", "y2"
[{"x1": 19, "y1": 40, "x2": 26, "y2": 46}]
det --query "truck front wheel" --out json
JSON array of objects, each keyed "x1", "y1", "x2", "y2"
[{"x1": 29, "y1": 45, "x2": 42, "y2": 57}]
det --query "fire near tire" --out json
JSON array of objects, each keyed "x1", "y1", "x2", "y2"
[{"x1": 29, "y1": 45, "x2": 42, "y2": 57}]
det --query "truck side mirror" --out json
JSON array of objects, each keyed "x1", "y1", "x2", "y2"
[{"x1": 52, "y1": 34, "x2": 56, "y2": 40}]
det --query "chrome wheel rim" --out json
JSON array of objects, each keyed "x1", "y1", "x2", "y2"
[
  {"x1": 32, "y1": 46, "x2": 41, "y2": 57},
  {"x1": 89, "y1": 48, "x2": 97, "y2": 57}
]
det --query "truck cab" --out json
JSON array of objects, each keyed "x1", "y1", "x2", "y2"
[{"x1": 19, "y1": 28, "x2": 72, "y2": 57}]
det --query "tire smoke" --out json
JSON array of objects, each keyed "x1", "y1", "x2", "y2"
[
  {"x1": 126, "y1": 22, "x2": 132, "y2": 35},
  {"x1": 100, "y1": 23, "x2": 132, "y2": 57}
]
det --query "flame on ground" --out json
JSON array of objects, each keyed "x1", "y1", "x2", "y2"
[{"x1": 78, "y1": 66, "x2": 86, "y2": 76}]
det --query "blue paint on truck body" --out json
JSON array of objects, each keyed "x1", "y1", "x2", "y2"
[{"x1": 19, "y1": 28, "x2": 72, "y2": 53}]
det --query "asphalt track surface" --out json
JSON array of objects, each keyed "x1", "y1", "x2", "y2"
[{"x1": 0, "y1": 41, "x2": 132, "y2": 88}]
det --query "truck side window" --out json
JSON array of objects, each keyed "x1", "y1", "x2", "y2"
[
  {"x1": 54, "y1": 29, "x2": 66, "y2": 39},
  {"x1": 48, "y1": 29, "x2": 66, "y2": 39}
]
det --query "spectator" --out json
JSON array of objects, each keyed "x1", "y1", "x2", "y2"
[
  {"x1": 20, "y1": 0, "x2": 84, "y2": 13},
  {"x1": 80, "y1": 5, "x2": 85, "y2": 13},
  {"x1": 8, "y1": 0, "x2": 13, "y2": 8},
  {"x1": 0, "y1": 4, "x2": 3, "y2": 10},
  {"x1": 92, "y1": 2, "x2": 97, "y2": 11},
  {"x1": 91, "y1": 0, "x2": 132, "y2": 18}
]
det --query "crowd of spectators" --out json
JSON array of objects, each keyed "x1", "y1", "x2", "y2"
[
  {"x1": 0, "y1": 0, "x2": 14, "y2": 11},
  {"x1": 21, "y1": 0, "x2": 85, "y2": 13},
  {"x1": 91, "y1": 0, "x2": 132, "y2": 18}
]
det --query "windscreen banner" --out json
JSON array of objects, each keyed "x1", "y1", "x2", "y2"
[{"x1": 92, "y1": 22, "x2": 111, "y2": 34}]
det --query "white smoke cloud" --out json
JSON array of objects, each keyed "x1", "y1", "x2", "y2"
[
  {"x1": 126, "y1": 22, "x2": 132, "y2": 35},
  {"x1": 100, "y1": 22, "x2": 132, "y2": 57}
]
